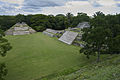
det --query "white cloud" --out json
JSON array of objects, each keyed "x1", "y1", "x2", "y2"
[
  {"x1": 97, "y1": 0, "x2": 116, "y2": 6},
  {"x1": 41, "y1": 1, "x2": 120, "y2": 16},
  {"x1": 0, "y1": 0, "x2": 24, "y2": 4},
  {"x1": 88, "y1": 0, "x2": 101, "y2": 7},
  {"x1": 0, "y1": 0, "x2": 120, "y2": 15}
]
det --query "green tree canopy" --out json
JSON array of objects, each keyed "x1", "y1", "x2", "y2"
[
  {"x1": 0, "y1": 29, "x2": 12, "y2": 80},
  {"x1": 80, "y1": 11, "x2": 120, "y2": 62}
]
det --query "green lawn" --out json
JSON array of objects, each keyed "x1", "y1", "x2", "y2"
[
  {"x1": 0, "y1": 32, "x2": 94, "y2": 80},
  {"x1": 52, "y1": 54, "x2": 120, "y2": 80},
  {"x1": 0, "y1": 32, "x2": 119, "y2": 80}
]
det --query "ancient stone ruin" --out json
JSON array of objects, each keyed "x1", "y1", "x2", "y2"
[
  {"x1": 62, "y1": 22, "x2": 90, "y2": 46},
  {"x1": 43, "y1": 29, "x2": 64, "y2": 38},
  {"x1": 58, "y1": 31, "x2": 78, "y2": 45},
  {"x1": 43, "y1": 22, "x2": 90, "y2": 46},
  {"x1": 5, "y1": 22, "x2": 36, "y2": 35},
  {"x1": 76, "y1": 22, "x2": 90, "y2": 28}
]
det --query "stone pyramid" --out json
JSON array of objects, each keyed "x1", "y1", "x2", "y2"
[
  {"x1": 76, "y1": 22, "x2": 90, "y2": 28},
  {"x1": 5, "y1": 22, "x2": 36, "y2": 35}
]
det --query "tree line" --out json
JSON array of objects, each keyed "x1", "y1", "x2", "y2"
[
  {"x1": 0, "y1": 11, "x2": 120, "y2": 62},
  {"x1": 0, "y1": 13, "x2": 90, "y2": 32}
]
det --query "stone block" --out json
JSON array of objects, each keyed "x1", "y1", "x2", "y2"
[
  {"x1": 13, "y1": 31, "x2": 30, "y2": 35},
  {"x1": 59, "y1": 31, "x2": 78, "y2": 45},
  {"x1": 43, "y1": 31, "x2": 54, "y2": 37},
  {"x1": 14, "y1": 27, "x2": 29, "y2": 31},
  {"x1": 46, "y1": 29, "x2": 58, "y2": 34}
]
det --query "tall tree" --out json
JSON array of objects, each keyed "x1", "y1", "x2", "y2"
[
  {"x1": 71, "y1": 13, "x2": 90, "y2": 27},
  {"x1": 80, "y1": 27, "x2": 112, "y2": 62},
  {"x1": 0, "y1": 29, "x2": 12, "y2": 80},
  {"x1": 15, "y1": 14, "x2": 26, "y2": 23},
  {"x1": 66, "y1": 13, "x2": 73, "y2": 27},
  {"x1": 80, "y1": 12, "x2": 112, "y2": 62}
]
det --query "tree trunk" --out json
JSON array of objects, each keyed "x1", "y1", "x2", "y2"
[{"x1": 97, "y1": 51, "x2": 100, "y2": 62}]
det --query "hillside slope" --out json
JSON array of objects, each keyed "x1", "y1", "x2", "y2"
[{"x1": 51, "y1": 55, "x2": 120, "y2": 80}]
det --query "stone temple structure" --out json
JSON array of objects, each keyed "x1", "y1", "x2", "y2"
[
  {"x1": 59, "y1": 31, "x2": 78, "y2": 45},
  {"x1": 43, "y1": 29, "x2": 64, "y2": 38},
  {"x1": 76, "y1": 22, "x2": 90, "y2": 28},
  {"x1": 5, "y1": 22, "x2": 36, "y2": 35}
]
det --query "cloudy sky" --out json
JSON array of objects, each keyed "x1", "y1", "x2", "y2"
[{"x1": 0, "y1": 0, "x2": 120, "y2": 16}]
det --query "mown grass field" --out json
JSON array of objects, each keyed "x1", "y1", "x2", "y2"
[
  {"x1": 0, "y1": 32, "x2": 120, "y2": 80},
  {"x1": 0, "y1": 33, "x2": 92, "y2": 80}
]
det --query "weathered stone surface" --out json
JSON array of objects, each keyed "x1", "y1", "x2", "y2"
[
  {"x1": 73, "y1": 42, "x2": 84, "y2": 47},
  {"x1": 43, "y1": 29, "x2": 64, "y2": 38},
  {"x1": 73, "y1": 42, "x2": 80, "y2": 46},
  {"x1": 5, "y1": 29, "x2": 13, "y2": 35},
  {"x1": 76, "y1": 22, "x2": 90, "y2": 28},
  {"x1": 59, "y1": 31, "x2": 78, "y2": 45},
  {"x1": 14, "y1": 27, "x2": 29, "y2": 31},
  {"x1": 13, "y1": 31, "x2": 30, "y2": 35},
  {"x1": 43, "y1": 31, "x2": 54, "y2": 37},
  {"x1": 46, "y1": 29, "x2": 58, "y2": 34},
  {"x1": 75, "y1": 37, "x2": 82, "y2": 41},
  {"x1": 46, "y1": 29, "x2": 64, "y2": 34},
  {"x1": 5, "y1": 22, "x2": 36, "y2": 35},
  {"x1": 29, "y1": 28, "x2": 36, "y2": 34}
]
